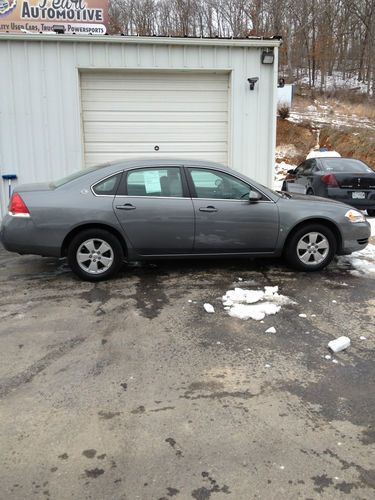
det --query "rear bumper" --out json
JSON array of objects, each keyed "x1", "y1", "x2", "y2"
[
  {"x1": 0, "y1": 214, "x2": 61, "y2": 257},
  {"x1": 326, "y1": 188, "x2": 375, "y2": 210}
]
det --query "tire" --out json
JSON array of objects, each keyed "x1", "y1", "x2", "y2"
[
  {"x1": 367, "y1": 209, "x2": 375, "y2": 217},
  {"x1": 285, "y1": 224, "x2": 337, "y2": 272},
  {"x1": 67, "y1": 229, "x2": 124, "y2": 281},
  {"x1": 306, "y1": 188, "x2": 314, "y2": 195}
]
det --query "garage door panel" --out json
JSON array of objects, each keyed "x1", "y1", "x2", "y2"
[
  {"x1": 82, "y1": 101, "x2": 225, "y2": 113},
  {"x1": 85, "y1": 151, "x2": 228, "y2": 167},
  {"x1": 81, "y1": 71, "x2": 229, "y2": 165},
  {"x1": 85, "y1": 141, "x2": 228, "y2": 153},
  {"x1": 82, "y1": 111, "x2": 228, "y2": 123},
  {"x1": 82, "y1": 89, "x2": 228, "y2": 103}
]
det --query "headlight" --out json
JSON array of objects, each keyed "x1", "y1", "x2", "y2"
[{"x1": 345, "y1": 209, "x2": 366, "y2": 223}]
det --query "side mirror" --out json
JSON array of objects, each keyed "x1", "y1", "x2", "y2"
[
  {"x1": 287, "y1": 169, "x2": 295, "y2": 175},
  {"x1": 249, "y1": 191, "x2": 262, "y2": 203}
]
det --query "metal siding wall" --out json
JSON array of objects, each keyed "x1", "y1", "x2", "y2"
[{"x1": 0, "y1": 38, "x2": 278, "y2": 217}]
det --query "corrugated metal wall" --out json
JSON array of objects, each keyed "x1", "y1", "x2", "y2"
[{"x1": 0, "y1": 36, "x2": 278, "y2": 217}]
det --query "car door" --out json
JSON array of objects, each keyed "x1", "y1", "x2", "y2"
[
  {"x1": 286, "y1": 162, "x2": 308, "y2": 194},
  {"x1": 186, "y1": 167, "x2": 279, "y2": 253},
  {"x1": 113, "y1": 166, "x2": 194, "y2": 255}
]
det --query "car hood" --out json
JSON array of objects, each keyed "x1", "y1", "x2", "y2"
[{"x1": 282, "y1": 192, "x2": 349, "y2": 206}]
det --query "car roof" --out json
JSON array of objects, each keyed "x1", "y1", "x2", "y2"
[{"x1": 306, "y1": 150, "x2": 341, "y2": 160}]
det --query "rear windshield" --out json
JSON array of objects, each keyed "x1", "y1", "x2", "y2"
[
  {"x1": 52, "y1": 163, "x2": 112, "y2": 188},
  {"x1": 320, "y1": 158, "x2": 373, "y2": 174}
]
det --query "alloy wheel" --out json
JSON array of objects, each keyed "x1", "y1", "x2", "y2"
[
  {"x1": 76, "y1": 238, "x2": 114, "y2": 275},
  {"x1": 296, "y1": 231, "x2": 330, "y2": 265}
]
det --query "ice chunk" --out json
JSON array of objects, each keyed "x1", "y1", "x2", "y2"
[
  {"x1": 265, "y1": 327, "x2": 276, "y2": 334},
  {"x1": 325, "y1": 354, "x2": 332, "y2": 360},
  {"x1": 360, "y1": 336, "x2": 367, "y2": 340},
  {"x1": 299, "y1": 313, "x2": 307, "y2": 318},
  {"x1": 204, "y1": 303, "x2": 215, "y2": 313},
  {"x1": 328, "y1": 336, "x2": 350, "y2": 353}
]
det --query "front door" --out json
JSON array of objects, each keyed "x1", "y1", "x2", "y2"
[
  {"x1": 186, "y1": 168, "x2": 279, "y2": 253},
  {"x1": 113, "y1": 166, "x2": 194, "y2": 255}
]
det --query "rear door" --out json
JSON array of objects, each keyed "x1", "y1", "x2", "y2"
[
  {"x1": 113, "y1": 166, "x2": 194, "y2": 255},
  {"x1": 186, "y1": 167, "x2": 279, "y2": 253}
]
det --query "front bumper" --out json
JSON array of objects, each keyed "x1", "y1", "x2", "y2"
[{"x1": 338, "y1": 220, "x2": 371, "y2": 255}]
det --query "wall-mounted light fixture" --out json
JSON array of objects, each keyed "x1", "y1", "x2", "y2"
[
  {"x1": 247, "y1": 77, "x2": 259, "y2": 90},
  {"x1": 261, "y1": 48, "x2": 274, "y2": 64},
  {"x1": 52, "y1": 25, "x2": 65, "y2": 34}
]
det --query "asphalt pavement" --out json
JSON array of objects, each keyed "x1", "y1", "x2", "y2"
[{"x1": 0, "y1": 247, "x2": 374, "y2": 499}]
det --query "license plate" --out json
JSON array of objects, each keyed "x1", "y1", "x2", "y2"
[{"x1": 352, "y1": 191, "x2": 366, "y2": 199}]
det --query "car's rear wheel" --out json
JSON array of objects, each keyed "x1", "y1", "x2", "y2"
[
  {"x1": 68, "y1": 229, "x2": 123, "y2": 281},
  {"x1": 285, "y1": 224, "x2": 337, "y2": 271},
  {"x1": 367, "y1": 209, "x2": 375, "y2": 217},
  {"x1": 306, "y1": 188, "x2": 314, "y2": 195}
]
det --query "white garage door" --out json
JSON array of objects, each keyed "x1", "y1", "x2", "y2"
[{"x1": 80, "y1": 71, "x2": 229, "y2": 167}]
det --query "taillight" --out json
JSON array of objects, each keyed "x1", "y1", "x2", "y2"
[
  {"x1": 9, "y1": 192, "x2": 30, "y2": 216},
  {"x1": 321, "y1": 174, "x2": 339, "y2": 187}
]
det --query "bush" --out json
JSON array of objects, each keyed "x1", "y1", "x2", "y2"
[{"x1": 278, "y1": 105, "x2": 290, "y2": 119}]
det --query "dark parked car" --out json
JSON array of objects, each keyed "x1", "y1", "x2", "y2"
[
  {"x1": 1, "y1": 159, "x2": 371, "y2": 281},
  {"x1": 282, "y1": 157, "x2": 375, "y2": 216}
]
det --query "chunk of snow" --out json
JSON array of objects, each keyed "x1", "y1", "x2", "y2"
[
  {"x1": 332, "y1": 300, "x2": 337, "y2": 304},
  {"x1": 204, "y1": 303, "x2": 215, "y2": 313},
  {"x1": 265, "y1": 327, "x2": 276, "y2": 334},
  {"x1": 332, "y1": 359, "x2": 338, "y2": 364},
  {"x1": 264, "y1": 364, "x2": 271, "y2": 368},
  {"x1": 325, "y1": 354, "x2": 332, "y2": 360},
  {"x1": 188, "y1": 299, "x2": 192, "y2": 303},
  {"x1": 299, "y1": 313, "x2": 307, "y2": 318},
  {"x1": 222, "y1": 285, "x2": 293, "y2": 321},
  {"x1": 360, "y1": 336, "x2": 367, "y2": 340}
]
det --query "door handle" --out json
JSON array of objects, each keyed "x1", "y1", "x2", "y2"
[
  {"x1": 199, "y1": 206, "x2": 218, "y2": 213},
  {"x1": 116, "y1": 203, "x2": 136, "y2": 210}
]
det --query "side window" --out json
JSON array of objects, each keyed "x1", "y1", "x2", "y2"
[
  {"x1": 125, "y1": 168, "x2": 183, "y2": 197},
  {"x1": 295, "y1": 163, "x2": 305, "y2": 175},
  {"x1": 92, "y1": 173, "x2": 122, "y2": 195},
  {"x1": 304, "y1": 161, "x2": 313, "y2": 175},
  {"x1": 189, "y1": 168, "x2": 250, "y2": 200}
]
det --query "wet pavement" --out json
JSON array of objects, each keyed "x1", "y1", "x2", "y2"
[{"x1": 0, "y1": 246, "x2": 374, "y2": 499}]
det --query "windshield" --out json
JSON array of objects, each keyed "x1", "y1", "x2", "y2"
[
  {"x1": 320, "y1": 158, "x2": 373, "y2": 174},
  {"x1": 52, "y1": 163, "x2": 112, "y2": 188}
]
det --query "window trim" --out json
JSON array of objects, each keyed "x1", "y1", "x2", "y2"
[
  {"x1": 117, "y1": 165, "x2": 190, "y2": 198},
  {"x1": 185, "y1": 166, "x2": 274, "y2": 203}
]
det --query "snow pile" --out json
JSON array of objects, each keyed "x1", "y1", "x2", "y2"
[
  {"x1": 222, "y1": 286, "x2": 294, "y2": 321},
  {"x1": 273, "y1": 161, "x2": 296, "y2": 191},
  {"x1": 368, "y1": 217, "x2": 375, "y2": 236},
  {"x1": 338, "y1": 243, "x2": 375, "y2": 277}
]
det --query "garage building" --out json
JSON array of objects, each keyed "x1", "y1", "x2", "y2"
[{"x1": 0, "y1": 34, "x2": 281, "y2": 217}]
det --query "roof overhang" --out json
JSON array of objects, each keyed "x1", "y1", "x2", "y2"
[{"x1": 0, "y1": 34, "x2": 282, "y2": 48}]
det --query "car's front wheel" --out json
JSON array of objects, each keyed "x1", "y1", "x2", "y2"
[
  {"x1": 285, "y1": 224, "x2": 337, "y2": 271},
  {"x1": 67, "y1": 229, "x2": 124, "y2": 281}
]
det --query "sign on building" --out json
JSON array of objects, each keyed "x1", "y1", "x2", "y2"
[{"x1": 0, "y1": 0, "x2": 109, "y2": 34}]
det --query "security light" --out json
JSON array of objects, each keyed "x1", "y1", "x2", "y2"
[{"x1": 261, "y1": 49, "x2": 274, "y2": 64}]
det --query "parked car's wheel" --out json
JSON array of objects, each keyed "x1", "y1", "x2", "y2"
[
  {"x1": 367, "y1": 209, "x2": 375, "y2": 217},
  {"x1": 67, "y1": 229, "x2": 124, "y2": 281},
  {"x1": 285, "y1": 224, "x2": 337, "y2": 271},
  {"x1": 306, "y1": 188, "x2": 314, "y2": 195}
]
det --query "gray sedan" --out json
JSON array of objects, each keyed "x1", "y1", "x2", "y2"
[{"x1": 0, "y1": 159, "x2": 371, "y2": 281}]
